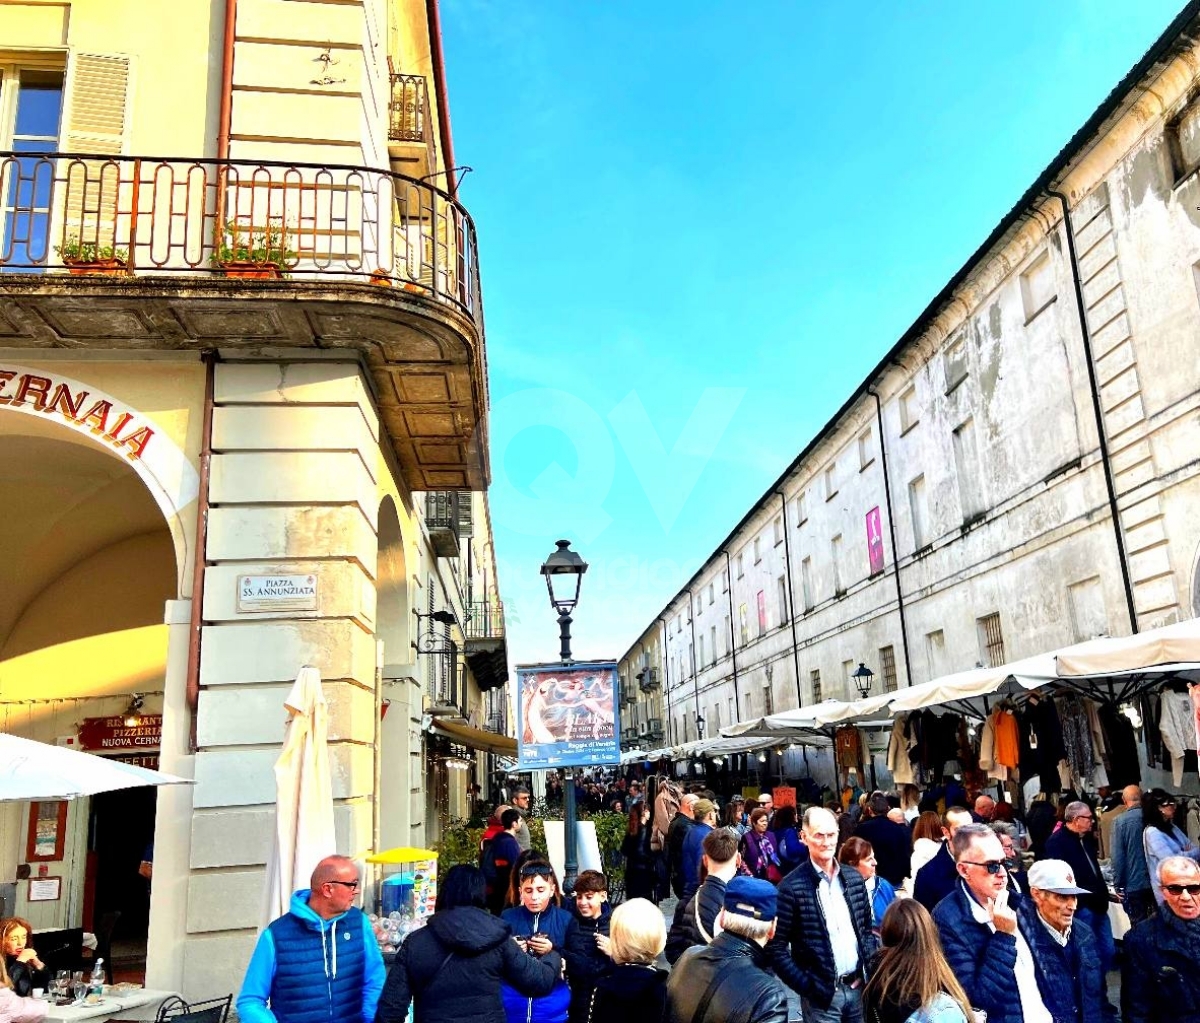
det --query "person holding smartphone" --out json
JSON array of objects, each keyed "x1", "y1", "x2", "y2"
[{"x1": 500, "y1": 862, "x2": 578, "y2": 1023}]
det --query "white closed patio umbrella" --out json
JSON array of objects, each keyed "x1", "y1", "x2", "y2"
[
  {"x1": 261, "y1": 665, "x2": 336, "y2": 927},
  {"x1": 0, "y1": 732, "x2": 191, "y2": 801}
]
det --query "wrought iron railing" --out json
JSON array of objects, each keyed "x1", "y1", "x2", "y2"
[
  {"x1": 464, "y1": 601, "x2": 505, "y2": 640},
  {"x1": 425, "y1": 491, "x2": 463, "y2": 534},
  {"x1": 0, "y1": 151, "x2": 481, "y2": 324},
  {"x1": 389, "y1": 74, "x2": 434, "y2": 150}
]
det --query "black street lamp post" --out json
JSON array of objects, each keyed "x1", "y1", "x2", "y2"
[
  {"x1": 851, "y1": 662, "x2": 876, "y2": 787},
  {"x1": 539, "y1": 539, "x2": 588, "y2": 892}
]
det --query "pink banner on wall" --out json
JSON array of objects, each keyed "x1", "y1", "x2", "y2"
[{"x1": 866, "y1": 506, "x2": 885, "y2": 575}]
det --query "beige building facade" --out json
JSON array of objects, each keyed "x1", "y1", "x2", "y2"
[
  {"x1": 620, "y1": 6, "x2": 1200, "y2": 765},
  {"x1": 0, "y1": 0, "x2": 508, "y2": 999}
]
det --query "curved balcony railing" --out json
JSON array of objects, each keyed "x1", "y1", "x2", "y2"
[{"x1": 0, "y1": 151, "x2": 482, "y2": 327}]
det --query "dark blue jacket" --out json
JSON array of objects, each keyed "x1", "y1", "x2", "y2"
[
  {"x1": 768, "y1": 862, "x2": 878, "y2": 1010},
  {"x1": 666, "y1": 875, "x2": 726, "y2": 964},
  {"x1": 681, "y1": 822, "x2": 713, "y2": 898},
  {"x1": 1042, "y1": 828, "x2": 1106, "y2": 915},
  {"x1": 564, "y1": 901, "x2": 611, "y2": 1023},
  {"x1": 931, "y1": 883, "x2": 1020, "y2": 1023},
  {"x1": 913, "y1": 842, "x2": 958, "y2": 912},
  {"x1": 854, "y1": 816, "x2": 912, "y2": 888},
  {"x1": 500, "y1": 903, "x2": 577, "y2": 1023},
  {"x1": 239, "y1": 889, "x2": 386, "y2": 1023},
  {"x1": 1110, "y1": 808, "x2": 1150, "y2": 894},
  {"x1": 1016, "y1": 898, "x2": 1104, "y2": 1023},
  {"x1": 1122, "y1": 906, "x2": 1200, "y2": 1023},
  {"x1": 374, "y1": 906, "x2": 559, "y2": 1023}
]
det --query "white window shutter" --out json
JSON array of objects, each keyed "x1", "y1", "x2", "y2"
[{"x1": 60, "y1": 54, "x2": 131, "y2": 247}]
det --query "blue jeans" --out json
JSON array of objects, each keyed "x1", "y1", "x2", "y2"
[
  {"x1": 1078, "y1": 905, "x2": 1115, "y2": 974},
  {"x1": 801, "y1": 980, "x2": 863, "y2": 1023}
]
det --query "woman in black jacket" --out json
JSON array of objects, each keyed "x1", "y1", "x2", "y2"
[
  {"x1": 375, "y1": 865, "x2": 561, "y2": 1023},
  {"x1": 621, "y1": 804, "x2": 657, "y2": 901},
  {"x1": 587, "y1": 898, "x2": 668, "y2": 1023}
]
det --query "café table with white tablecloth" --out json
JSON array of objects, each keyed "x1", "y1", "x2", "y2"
[{"x1": 44, "y1": 988, "x2": 177, "y2": 1023}]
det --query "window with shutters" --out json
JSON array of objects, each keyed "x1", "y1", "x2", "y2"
[
  {"x1": 0, "y1": 67, "x2": 64, "y2": 269},
  {"x1": 810, "y1": 669, "x2": 822, "y2": 704},
  {"x1": 60, "y1": 55, "x2": 130, "y2": 253},
  {"x1": 879, "y1": 645, "x2": 898, "y2": 691}
]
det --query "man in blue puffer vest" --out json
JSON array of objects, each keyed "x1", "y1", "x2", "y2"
[{"x1": 239, "y1": 855, "x2": 386, "y2": 1023}]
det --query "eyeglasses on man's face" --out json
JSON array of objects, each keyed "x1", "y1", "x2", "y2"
[
  {"x1": 327, "y1": 879, "x2": 360, "y2": 890},
  {"x1": 961, "y1": 859, "x2": 1007, "y2": 875},
  {"x1": 1163, "y1": 883, "x2": 1200, "y2": 896}
]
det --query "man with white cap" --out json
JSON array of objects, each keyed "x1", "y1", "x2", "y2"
[{"x1": 1016, "y1": 859, "x2": 1108, "y2": 1023}]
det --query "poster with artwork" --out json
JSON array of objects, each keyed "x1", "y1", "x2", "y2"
[
  {"x1": 866, "y1": 506, "x2": 885, "y2": 576},
  {"x1": 517, "y1": 661, "x2": 620, "y2": 770}
]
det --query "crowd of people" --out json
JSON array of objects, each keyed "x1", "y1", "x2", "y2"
[{"x1": 227, "y1": 773, "x2": 1200, "y2": 1023}]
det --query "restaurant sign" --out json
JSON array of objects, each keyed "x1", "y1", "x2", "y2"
[{"x1": 78, "y1": 715, "x2": 163, "y2": 752}]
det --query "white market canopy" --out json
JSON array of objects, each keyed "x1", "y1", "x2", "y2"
[
  {"x1": 0, "y1": 732, "x2": 191, "y2": 801},
  {"x1": 722, "y1": 694, "x2": 895, "y2": 738}
]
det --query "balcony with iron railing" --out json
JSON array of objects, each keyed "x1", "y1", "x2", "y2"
[
  {"x1": 463, "y1": 598, "x2": 507, "y2": 693},
  {"x1": 0, "y1": 151, "x2": 489, "y2": 489},
  {"x1": 424, "y1": 491, "x2": 463, "y2": 558},
  {"x1": 388, "y1": 74, "x2": 437, "y2": 169}
]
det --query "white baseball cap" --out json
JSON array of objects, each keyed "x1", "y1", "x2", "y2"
[{"x1": 1028, "y1": 859, "x2": 1090, "y2": 895}]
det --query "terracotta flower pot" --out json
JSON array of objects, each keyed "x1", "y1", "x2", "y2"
[
  {"x1": 64, "y1": 258, "x2": 128, "y2": 276},
  {"x1": 216, "y1": 261, "x2": 282, "y2": 280},
  {"x1": 369, "y1": 269, "x2": 393, "y2": 286}
]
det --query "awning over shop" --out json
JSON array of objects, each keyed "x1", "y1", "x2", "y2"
[{"x1": 427, "y1": 717, "x2": 517, "y2": 757}]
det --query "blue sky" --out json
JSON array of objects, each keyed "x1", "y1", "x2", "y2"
[{"x1": 439, "y1": 1, "x2": 1186, "y2": 667}]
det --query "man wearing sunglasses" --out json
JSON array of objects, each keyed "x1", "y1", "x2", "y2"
[
  {"x1": 932, "y1": 824, "x2": 1051, "y2": 1023},
  {"x1": 1122, "y1": 855, "x2": 1200, "y2": 1023},
  {"x1": 239, "y1": 855, "x2": 385, "y2": 1023},
  {"x1": 1042, "y1": 800, "x2": 1116, "y2": 977}
]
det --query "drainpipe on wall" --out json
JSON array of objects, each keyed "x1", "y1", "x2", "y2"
[
  {"x1": 185, "y1": 351, "x2": 217, "y2": 751},
  {"x1": 1046, "y1": 189, "x2": 1138, "y2": 634},
  {"x1": 214, "y1": 0, "x2": 237, "y2": 240},
  {"x1": 424, "y1": 0, "x2": 458, "y2": 199},
  {"x1": 867, "y1": 387, "x2": 914, "y2": 688},
  {"x1": 685, "y1": 587, "x2": 703, "y2": 737},
  {"x1": 775, "y1": 491, "x2": 804, "y2": 708},
  {"x1": 720, "y1": 551, "x2": 741, "y2": 722},
  {"x1": 657, "y1": 616, "x2": 672, "y2": 743}
]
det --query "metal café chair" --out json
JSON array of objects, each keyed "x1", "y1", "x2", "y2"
[{"x1": 153, "y1": 994, "x2": 232, "y2": 1023}]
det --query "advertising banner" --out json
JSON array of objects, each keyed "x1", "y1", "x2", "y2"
[
  {"x1": 866, "y1": 506, "x2": 885, "y2": 576},
  {"x1": 516, "y1": 661, "x2": 620, "y2": 770}
]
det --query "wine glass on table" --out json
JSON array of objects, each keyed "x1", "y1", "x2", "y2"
[
  {"x1": 54, "y1": 971, "x2": 70, "y2": 1004},
  {"x1": 72, "y1": 980, "x2": 88, "y2": 1005}
]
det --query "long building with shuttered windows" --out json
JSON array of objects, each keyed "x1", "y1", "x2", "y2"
[
  {"x1": 618, "y1": 3, "x2": 1200, "y2": 790},
  {"x1": 0, "y1": 0, "x2": 509, "y2": 996}
]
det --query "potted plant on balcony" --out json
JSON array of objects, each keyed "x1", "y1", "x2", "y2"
[
  {"x1": 209, "y1": 221, "x2": 296, "y2": 279},
  {"x1": 55, "y1": 237, "x2": 129, "y2": 276}
]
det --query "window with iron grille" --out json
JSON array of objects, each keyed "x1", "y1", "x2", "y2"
[
  {"x1": 978, "y1": 613, "x2": 1006, "y2": 668},
  {"x1": 879, "y1": 645, "x2": 898, "y2": 692},
  {"x1": 810, "y1": 669, "x2": 822, "y2": 704}
]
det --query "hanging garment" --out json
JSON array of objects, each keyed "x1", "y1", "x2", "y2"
[
  {"x1": 1159, "y1": 691, "x2": 1197, "y2": 787},
  {"x1": 835, "y1": 724, "x2": 864, "y2": 771},
  {"x1": 1096, "y1": 702, "x2": 1141, "y2": 788},
  {"x1": 1027, "y1": 696, "x2": 1066, "y2": 794},
  {"x1": 1192, "y1": 684, "x2": 1200, "y2": 752},
  {"x1": 1141, "y1": 693, "x2": 1164, "y2": 768},
  {"x1": 995, "y1": 708, "x2": 1020, "y2": 770},
  {"x1": 887, "y1": 714, "x2": 915, "y2": 785},
  {"x1": 1058, "y1": 695, "x2": 1094, "y2": 788},
  {"x1": 978, "y1": 710, "x2": 1007, "y2": 782},
  {"x1": 1083, "y1": 699, "x2": 1110, "y2": 790}
]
